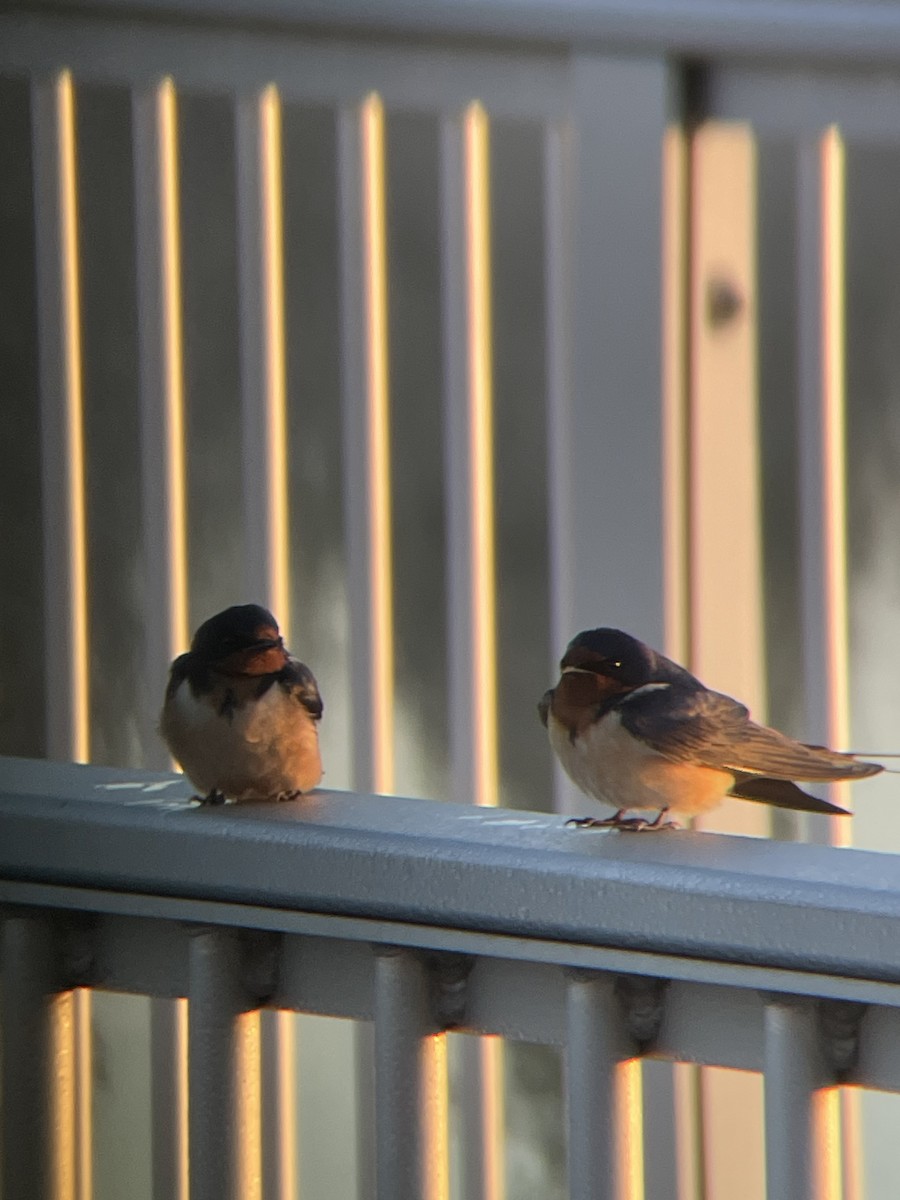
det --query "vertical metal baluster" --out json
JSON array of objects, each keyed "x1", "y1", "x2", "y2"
[
  {"x1": 188, "y1": 929, "x2": 261, "y2": 1200},
  {"x1": 32, "y1": 69, "x2": 91, "y2": 1200},
  {"x1": 660, "y1": 120, "x2": 705, "y2": 1200},
  {"x1": 797, "y1": 128, "x2": 860, "y2": 1200},
  {"x1": 764, "y1": 1000, "x2": 818, "y2": 1200},
  {"x1": 373, "y1": 950, "x2": 448, "y2": 1200},
  {"x1": 542, "y1": 118, "x2": 580, "y2": 815},
  {"x1": 236, "y1": 84, "x2": 297, "y2": 1200},
  {"x1": 2, "y1": 916, "x2": 57, "y2": 1200},
  {"x1": 440, "y1": 103, "x2": 505, "y2": 1200},
  {"x1": 133, "y1": 75, "x2": 190, "y2": 1200},
  {"x1": 565, "y1": 974, "x2": 642, "y2": 1200},
  {"x1": 797, "y1": 127, "x2": 852, "y2": 839},
  {"x1": 338, "y1": 92, "x2": 398, "y2": 1200}
]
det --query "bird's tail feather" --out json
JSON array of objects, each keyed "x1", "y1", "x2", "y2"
[{"x1": 730, "y1": 776, "x2": 850, "y2": 815}]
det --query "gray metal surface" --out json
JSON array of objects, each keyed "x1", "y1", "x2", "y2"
[
  {"x1": 8, "y1": 757, "x2": 900, "y2": 983},
  {"x1": 763, "y1": 1000, "x2": 820, "y2": 1200},
  {"x1": 565, "y1": 974, "x2": 629, "y2": 1200},
  {"x1": 188, "y1": 927, "x2": 259, "y2": 1200},
  {"x1": 150, "y1": 999, "x2": 188, "y2": 1200},
  {"x1": 15, "y1": 0, "x2": 900, "y2": 66},
  {"x1": 559, "y1": 53, "x2": 672, "y2": 644},
  {"x1": 373, "y1": 949, "x2": 447, "y2": 1200}
]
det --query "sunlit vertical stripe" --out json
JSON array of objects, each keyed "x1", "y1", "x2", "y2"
[
  {"x1": 235, "y1": 90, "x2": 297, "y2": 1200},
  {"x1": 462, "y1": 101, "x2": 504, "y2": 1200},
  {"x1": 339, "y1": 92, "x2": 395, "y2": 796},
  {"x1": 133, "y1": 76, "x2": 189, "y2": 1200},
  {"x1": 618, "y1": 1060, "x2": 645, "y2": 1200},
  {"x1": 34, "y1": 70, "x2": 89, "y2": 764},
  {"x1": 50, "y1": 992, "x2": 76, "y2": 1200},
  {"x1": 812, "y1": 1087, "x2": 844, "y2": 1200},
  {"x1": 798, "y1": 124, "x2": 859, "y2": 1200},
  {"x1": 238, "y1": 85, "x2": 290, "y2": 629},
  {"x1": 661, "y1": 123, "x2": 704, "y2": 1200},
  {"x1": 440, "y1": 101, "x2": 504, "y2": 1200},
  {"x1": 157, "y1": 77, "x2": 189, "y2": 657},
  {"x1": 338, "y1": 93, "x2": 398, "y2": 1199},
  {"x1": 135, "y1": 76, "x2": 189, "y2": 680},
  {"x1": 428, "y1": 1037, "x2": 451, "y2": 1200},
  {"x1": 462, "y1": 102, "x2": 498, "y2": 811},
  {"x1": 820, "y1": 128, "x2": 851, "y2": 842},
  {"x1": 819, "y1": 126, "x2": 863, "y2": 1200},
  {"x1": 361, "y1": 93, "x2": 395, "y2": 794},
  {"x1": 32, "y1": 70, "x2": 92, "y2": 1200},
  {"x1": 260, "y1": 1013, "x2": 297, "y2": 1200},
  {"x1": 661, "y1": 124, "x2": 690, "y2": 667},
  {"x1": 236, "y1": 1013, "x2": 263, "y2": 1200}
]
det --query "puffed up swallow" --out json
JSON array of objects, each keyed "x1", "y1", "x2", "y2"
[
  {"x1": 540, "y1": 627, "x2": 882, "y2": 830},
  {"x1": 160, "y1": 604, "x2": 323, "y2": 804}
]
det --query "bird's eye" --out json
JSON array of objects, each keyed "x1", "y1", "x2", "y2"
[{"x1": 611, "y1": 660, "x2": 623, "y2": 669}]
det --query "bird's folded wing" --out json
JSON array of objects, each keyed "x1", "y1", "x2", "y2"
[
  {"x1": 279, "y1": 658, "x2": 324, "y2": 720},
  {"x1": 619, "y1": 685, "x2": 881, "y2": 782}
]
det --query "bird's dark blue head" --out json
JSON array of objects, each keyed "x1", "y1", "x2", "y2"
[
  {"x1": 560, "y1": 628, "x2": 661, "y2": 688},
  {"x1": 190, "y1": 604, "x2": 282, "y2": 664}
]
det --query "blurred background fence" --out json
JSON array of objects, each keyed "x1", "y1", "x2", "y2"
[{"x1": 5, "y1": 0, "x2": 900, "y2": 1196}]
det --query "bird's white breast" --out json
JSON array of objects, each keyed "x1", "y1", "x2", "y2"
[
  {"x1": 548, "y1": 709, "x2": 732, "y2": 816},
  {"x1": 162, "y1": 681, "x2": 322, "y2": 800}
]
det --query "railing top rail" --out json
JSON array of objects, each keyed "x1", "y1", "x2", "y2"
[
  {"x1": 12, "y1": 0, "x2": 900, "y2": 67},
  {"x1": 2, "y1": 755, "x2": 900, "y2": 984}
]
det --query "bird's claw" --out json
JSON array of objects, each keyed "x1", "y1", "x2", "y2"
[
  {"x1": 614, "y1": 816, "x2": 679, "y2": 832},
  {"x1": 195, "y1": 789, "x2": 228, "y2": 806},
  {"x1": 566, "y1": 812, "x2": 679, "y2": 832},
  {"x1": 565, "y1": 814, "x2": 624, "y2": 830}
]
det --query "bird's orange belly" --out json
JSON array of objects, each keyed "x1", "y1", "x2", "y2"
[{"x1": 549, "y1": 711, "x2": 733, "y2": 816}]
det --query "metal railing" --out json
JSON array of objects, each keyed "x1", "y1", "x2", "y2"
[{"x1": 4, "y1": 754, "x2": 900, "y2": 1200}]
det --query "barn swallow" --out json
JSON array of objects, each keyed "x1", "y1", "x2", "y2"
[
  {"x1": 160, "y1": 604, "x2": 323, "y2": 804},
  {"x1": 540, "y1": 627, "x2": 882, "y2": 830}
]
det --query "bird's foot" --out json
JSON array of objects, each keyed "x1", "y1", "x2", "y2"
[
  {"x1": 614, "y1": 814, "x2": 680, "y2": 832},
  {"x1": 195, "y1": 789, "x2": 227, "y2": 806},
  {"x1": 275, "y1": 789, "x2": 302, "y2": 802},
  {"x1": 566, "y1": 809, "x2": 679, "y2": 832},
  {"x1": 566, "y1": 809, "x2": 628, "y2": 830}
]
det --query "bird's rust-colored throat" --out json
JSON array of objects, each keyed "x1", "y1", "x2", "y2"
[
  {"x1": 217, "y1": 631, "x2": 288, "y2": 678},
  {"x1": 553, "y1": 669, "x2": 628, "y2": 735}
]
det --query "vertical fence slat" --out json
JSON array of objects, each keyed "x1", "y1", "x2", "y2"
[
  {"x1": 236, "y1": 84, "x2": 296, "y2": 1200},
  {"x1": 188, "y1": 930, "x2": 261, "y2": 1200},
  {"x1": 764, "y1": 1000, "x2": 817, "y2": 1200},
  {"x1": 440, "y1": 103, "x2": 505, "y2": 1200},
  {"x1": 797, "y1": 128, "x2": 852, "y2": 840},
  {"x1": 565, "y1": 974, "x2": 642, "y2": 1200},
  {"x1": 133, "y1": 76, "x2": 190, "y2": 1200},
  {"x1": 1, "y1": 916, "x2": 57, "y2": 1200},
  {"x1": 542, "y1": 119, "x2": 577, "y2": 814},
  {"x1": 797, "y1": 124, "x2": 860, "y2": 1200},
  {"x1": 33, "y1": 69, "x2": 89, "y2": 767},
  {"x1": 546, "y1": 53, "x2": 672, "y2": 818},
  {"x1": 440, "y1": 101, "x2": 498, "y2": 812},
  {"x1": 150, "y1": 1000, "x2": 189, "y2": 1200},
  {"x1": 237, "y1": 84, "x2": 291, "y2": 625},
  {"x1": 134, "y1": 76, "x2": 190, "y2": 739},
  {"x1": 338, "y1": 92, "x2": 394, "y2": 797},
  {"x1": 373, "y1": 950, "x2": 448, "y2": 1200},
  {"x1": 338, "y1": 91, "x2": 397, "y2": 1200},
  {"x1": 31, "y1": 70, "x2": 92, "y2": 1200}
]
